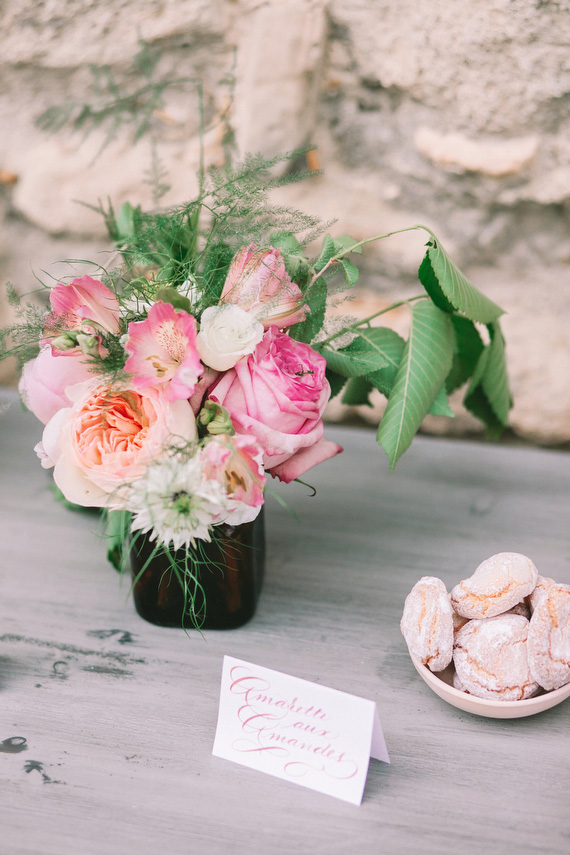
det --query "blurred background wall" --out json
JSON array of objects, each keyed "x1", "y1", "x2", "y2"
[{"x1": 1, "y1": 0, "x2": 569, "y2": 445}]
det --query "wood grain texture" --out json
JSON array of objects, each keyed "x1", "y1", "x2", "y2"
[{"x1": 1, "y1": 388, "x2": 569, "y2": 855}]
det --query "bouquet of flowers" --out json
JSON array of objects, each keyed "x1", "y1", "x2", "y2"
[{"x1": 1, "y1": 152, "x2": 511, "y2": 626}]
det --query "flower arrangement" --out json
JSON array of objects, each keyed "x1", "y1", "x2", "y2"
[{"x1": 1, "y1": 151, "x2": 511, "y2": 627}]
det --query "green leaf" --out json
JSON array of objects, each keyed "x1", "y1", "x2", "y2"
[
  {"x1": 269, "y1": 230, "x2": 306, "y2": 277},
  {"x1": 419, "y1": 238, "x2": 504, "y2": 323},
  {"x1": 314, "y1": 235, "x2": 336, "y2": 272},
  {"x1": 290, "y1": 278, "x2": 327, "y2": 343},
  {"x1": 339, "y1": 258, "x2": 359, "y2": 287},
  {"x1": 321, "y1": 334, "x2": 392, "y2": 378},
  {"x1": 429, "y1": 386, "x2": 455, "y2": 417},
  {"x1": 115, "y1": 202, "x2": 138, "y2": 242},
  {"x1": 154, "y1": 287, "x2": 191, "y2": 313},
  {"x1": 105, "y1": 510, "x2": 131, "y2": 572},
  {"x1": 464, "y1": 321, "x2": 512, "y2": 436},
  {"x1": 342, "y1": 375, "x2": 374, "y2": 407},
  {"x1": 446, "y1": 315, "x2": 485, "y2": 394},
  {"x1": 376, "y1": 301, "x2": 454, "y2": 469},
  {"x1": 332, "y1": 234, "x2": 363, "y2": 254},
  {"x1": 325, "y1": 367, "x2": 347, "y2": 400},
  {"x1": 360, "y1": 328, "x2": 405, "y2": 398}
]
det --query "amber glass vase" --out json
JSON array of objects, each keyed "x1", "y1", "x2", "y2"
[{"x1": 129, "y1": 510, "x2": 265, "y2": 629}]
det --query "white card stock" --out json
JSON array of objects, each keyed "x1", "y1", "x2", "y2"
[{"x1": 212, "y1": 656, "x2": 390, "y2": 805}]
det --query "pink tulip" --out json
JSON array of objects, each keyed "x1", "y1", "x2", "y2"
[
  {"x1": 220, "y1": 243, "x2": 308, "y2": 329},
  {"x1": 209, "y1": 327, "x2": 342, "y2": 483},
  {"x1": 124, "y1": 301, "x2": 204, "y2": 401}
]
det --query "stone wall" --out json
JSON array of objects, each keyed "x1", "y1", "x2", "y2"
[{"x1": 1, "y1": 0, "x2": 569, "y2": 445}]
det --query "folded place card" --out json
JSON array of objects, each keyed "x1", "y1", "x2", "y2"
[{"x1": 212, "y1": 655, "x2": 390, "y2": 805}]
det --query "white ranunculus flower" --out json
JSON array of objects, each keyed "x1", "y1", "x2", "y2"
[{"x1": 196, "y1": 304, "x2": 264, "y2": 371}]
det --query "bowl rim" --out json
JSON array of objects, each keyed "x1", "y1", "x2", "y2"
[{"x1": 409, "y1": 652, "x2": 570, "y2": 716}]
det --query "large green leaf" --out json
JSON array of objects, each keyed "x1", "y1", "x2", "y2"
[
  {"x1": 341, "y1": 375, "x2": 374, "y2": 407},
  {"x1": 322, "y1": 334, "x2": 392, "y2": 378},
  {"x1": 445, "y1": 315, "x2": 485, "y2": 394},
  {"x1": 337, "y1": 328, "x2": 406, "y2": 405},
  {"x1": 429, "y1": 386, "x2": 455, "y2": 417},
  {"x1": 419, "y1": 238, "x2": 504, "y2": 324},
  {"x1": 464, "y1": 321, "x2": 512, "y2": 436},
  {"x1": 376, "y1": 301, "x2": 454, "y2": 469},
  {"x1": 360, "y1": 328, "x2": 405, "y2": 396},
  {"x1": 325, "y1": 367, "x2": 347, "y2": 400}
]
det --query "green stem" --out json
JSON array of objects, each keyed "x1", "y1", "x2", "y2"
[
  {"x1": 309, "y1": 224, "x2": 436, "y2": 286},
  {"x1": 318, "y1": 294, "x2": 428, "y2": 348}
]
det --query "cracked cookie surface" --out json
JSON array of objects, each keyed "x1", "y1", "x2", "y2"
[
  {"x1": 400, "y1": 576, "x2": 453, "y2": 672},
  {"x1": 451, "y1": 552, "x2": 538, "y2": 619},
  {"x1": 453, "y1": 614, "x2": 540, "y2": 701},
  {"x1": 527, "y1": 584, "x2": 570, "y2": 690}
]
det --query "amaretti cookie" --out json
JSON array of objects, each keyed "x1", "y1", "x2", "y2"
[
  {"x1": 453, "y1": 614, "x2": 540, "y2": 701},
  {"x1": 451, "y1": 552, "x2": 538, "y2": 619},
  {"x1": 400, "y1": 576, "x2": 453, "y2": 672},
  {"x1": 527, "y1": 575, "x2": 555, "y2": 614},
  {"x1": 527, "y1": 583, "x2": 570, "y2": 690}
]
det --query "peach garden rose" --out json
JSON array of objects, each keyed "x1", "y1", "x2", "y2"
[{"x1": 39, "y1": 381, "x2": 196, "y2": 508}]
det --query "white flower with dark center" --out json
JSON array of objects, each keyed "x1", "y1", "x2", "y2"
[{"x1": 127, "y1": 454, "x2": 228, "y2": 550}]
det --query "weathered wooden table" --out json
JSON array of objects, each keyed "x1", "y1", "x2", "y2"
[{"x1": 1, "y1": 387, "x2": 569, "y2": 855}]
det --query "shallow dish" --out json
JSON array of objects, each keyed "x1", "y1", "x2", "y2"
[{"x1": 409, "y1": 653, "x2": 570, "y2": 719}]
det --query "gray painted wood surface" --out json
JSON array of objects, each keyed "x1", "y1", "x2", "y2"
[{"x1": 1, "y1": 388, "x2": 569, "y2": 855}]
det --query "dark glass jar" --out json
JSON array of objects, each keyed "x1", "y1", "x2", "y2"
[{"x1": 129, "y1": 510, "x2": 265, "y2": 630}]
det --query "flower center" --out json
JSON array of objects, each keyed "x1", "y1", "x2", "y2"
[{"x1": 171, "y1": 490, "x2": 193, "y2": 515}]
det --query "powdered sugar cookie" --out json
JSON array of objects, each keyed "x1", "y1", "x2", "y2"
[
  {"x1": 451, "y1": 552, "x2": 538, "y2": 619},
  {"x1": 527, "y1": 583, "x2": 570, "y2": 690},
  {"x1": 453, "y1": 614, "x2": 539, "y2": 701},
  {"x1": 450, "y1": 595, "x2": 470, "y2": 633},
  {"x1": 527, "y1": 575, "x2": 555, "y2": 614},
  {"x1": 507, "y1": 601, "x2": 531, "y2": 619},
  {"x1": 453, "y1": 671, "x2": 468, "y2": 692},
  {"x1": 400, "y1": 576, "x2": 453, "y2": 672}
]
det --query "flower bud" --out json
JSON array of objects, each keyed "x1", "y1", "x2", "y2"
[
  {"x1": 197, "y1": 400, "x2": 235, "y2": 436},
  {"x1": 76, "y1": 332, "x2": 101, "y2": 358},
  {"x1": 51, "y1": 331, "x2": 79, "y2": 352},
  {"x1": 221, "y1": 243, "x2": 308, "y2": 329}
]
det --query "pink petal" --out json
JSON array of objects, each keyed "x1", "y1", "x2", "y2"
[
  {"x1": 124, "y1": 301, "x2": 203, "y2": 399},
  {"x1": 269, "y1": 438, "x2": 343, "y2": 484}
]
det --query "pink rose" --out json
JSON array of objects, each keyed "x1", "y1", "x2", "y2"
[
  {"x1": 220, "y1": 243, "x2": 308, "y2": 329},
  {"x1": 40, "y1": 381, "x2": 196, "y2": 508},
  {"x1": 44, "y1": 275, "x2": 121, "y2": 353},
  {"x1": 200, "y1": 433, "x2": 266, "y2": 525},
  {"x1": 209, "y1": 327, "x2": 342, "y2": 483},
  {"x1": 19, "y1": 346, "x2": 94, "y2": 425},
  {"x1": 124, "y1": 301, "x2": 204, "y2": 400}
]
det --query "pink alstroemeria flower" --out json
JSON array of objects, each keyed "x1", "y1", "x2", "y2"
[
  {"x1": 47, "y1": 275, "x2": 121, "y2": 338},
  {"x1": 220, "y1": 243, "x2": 308, "y2": 329},
  {"x1": 124, "y1": 301, "x2": 204, "y2": 401},
  {"x1": 200, "y1": 433, "x2": 266, "y2": 525}
]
